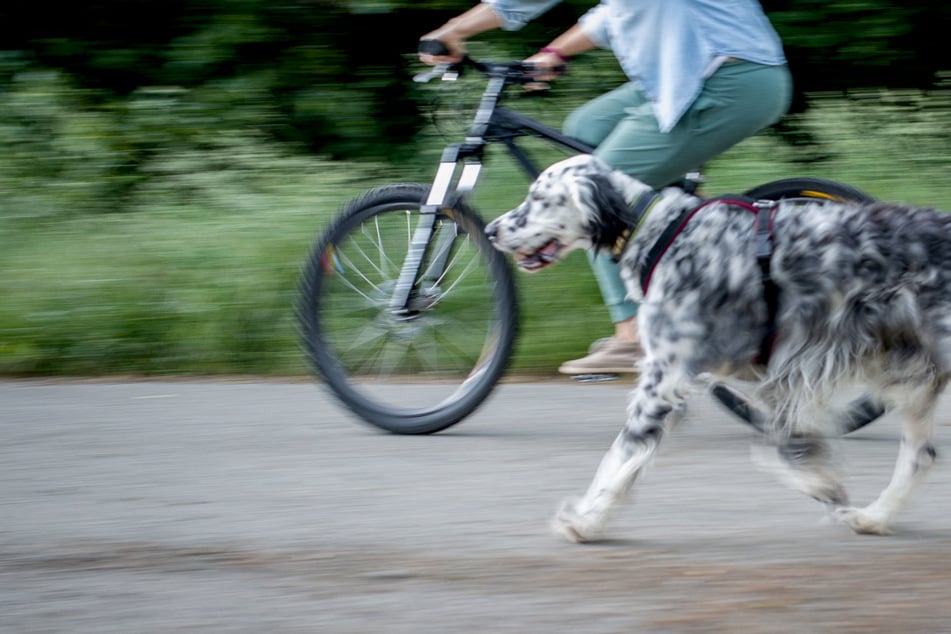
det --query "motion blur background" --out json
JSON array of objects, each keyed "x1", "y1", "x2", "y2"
[{"x1": 2, "y1": 0, "x2": 949, "y2": 376}]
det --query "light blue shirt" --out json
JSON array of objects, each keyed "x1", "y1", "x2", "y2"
[{"x1": 484, "y1": 0, "x2": 787, "y2": 132}]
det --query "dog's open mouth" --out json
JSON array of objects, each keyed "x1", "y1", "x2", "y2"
[{"x1": 514, "y1": 239, "x2": 561, "y2": 272}]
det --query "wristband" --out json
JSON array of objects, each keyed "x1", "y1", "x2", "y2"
[{"x1": 540, "y1": 46, "x2": 571, "y2": 63}]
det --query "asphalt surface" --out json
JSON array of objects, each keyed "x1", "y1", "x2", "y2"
[{"x1": 3, "y1": 378, "x2": 951, "y2": 633}]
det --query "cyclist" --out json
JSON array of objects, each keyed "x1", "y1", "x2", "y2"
[{"x1": 420, "y1": 0, "x2": 791, "y2": 376}]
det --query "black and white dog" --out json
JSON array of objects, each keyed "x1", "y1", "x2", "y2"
[{"x1": 485, "y1": 154, "x2": 949, "y2": 543}]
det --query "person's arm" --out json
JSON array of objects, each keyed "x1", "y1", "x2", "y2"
[
  {"x1": 419, "y1": 4, "x2": 503, "y2": 64},
  {"x1": 419, "y1": 1, "x2": 563, "y2": 65},
  {"x1": 524, "y1": 22, "x2": 598, "y2": 76},
  {"x1": 521, "y1": 1, "x2": 607, "y2": 80}
]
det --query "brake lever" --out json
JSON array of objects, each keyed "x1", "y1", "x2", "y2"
[
  {"x1": 413, "y1": 67, "x2": 445, "y2": 83},
  {"x1": 413, "y1": 63, "x2": 465, "y2": 84}
]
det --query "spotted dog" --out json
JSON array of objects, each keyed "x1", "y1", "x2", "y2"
[{"x1": 485, "y1": 154, "x2": 949, "y2": 542}]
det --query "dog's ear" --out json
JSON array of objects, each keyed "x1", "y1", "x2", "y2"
[{"x1": 566, "y1": 172, "x2": 632, "y2": 251}]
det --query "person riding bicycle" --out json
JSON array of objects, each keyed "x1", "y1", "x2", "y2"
[{"x1": 420, "y1": 0, "x2": 791, "y2": 376}]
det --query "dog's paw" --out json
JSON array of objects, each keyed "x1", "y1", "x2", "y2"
[
  {"x1": 551, "y1": 497, "x2": 604, "y2": 543},
  {"x1": 832, "y1": 506, "x2": 893, "y2": 536}
]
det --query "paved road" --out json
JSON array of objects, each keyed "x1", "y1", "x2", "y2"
[{"x1": 3, "y1": 379, "x2": 951, "y2": 633}]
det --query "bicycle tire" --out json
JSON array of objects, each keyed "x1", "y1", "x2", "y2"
[
  {"x1": 709, "y1": 177, "x2": 885, "y2": 436},
  {"x1": 743, "y1": 176, "x2": 874, "y2": 205},
  {"x1": 297, "y1": 183, "x2": 518, "y2": 435}
]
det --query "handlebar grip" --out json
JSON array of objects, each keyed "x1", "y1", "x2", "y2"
[{"x1": 419, "y1": 40, "x2": 452, "y2": 56}]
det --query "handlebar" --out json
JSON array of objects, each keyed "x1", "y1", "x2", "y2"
[
  {"x1": 418, "y1": 39, "x2": 453, "y2": 57},
  {"x1": 415, "y1": 40, "x2": 565, "y2": 86}
]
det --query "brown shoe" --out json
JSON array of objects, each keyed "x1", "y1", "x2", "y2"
[{"x1": 558, "y1": 337, "x2": 642, "y2": 375}]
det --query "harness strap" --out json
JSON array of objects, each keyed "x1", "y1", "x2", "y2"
[
  {"x1": 639, "y1": 195, "x2": 780, "y2": 365},
  {"x1": 753, "y1": 201, "x2": 779, "y2": 365}
]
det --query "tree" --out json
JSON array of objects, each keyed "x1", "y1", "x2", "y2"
[{"x1": 0, "y1": 0, "x2": 948, "y2": 163}]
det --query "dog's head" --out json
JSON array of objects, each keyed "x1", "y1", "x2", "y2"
[{"x1": 485, "y1": 155, "x2": 649, "y2": 272}]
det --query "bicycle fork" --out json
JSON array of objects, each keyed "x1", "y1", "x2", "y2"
[
  {"x1": 388, "y1": 145, "x2": 484, "y2": 315},
  {"x1": 388, "y1": 72, "x2": 506, "y2": 315}
]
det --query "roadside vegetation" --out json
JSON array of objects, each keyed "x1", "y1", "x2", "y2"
[{"x1": 1, "y1": 2, "x2": 949, "y2": 376}]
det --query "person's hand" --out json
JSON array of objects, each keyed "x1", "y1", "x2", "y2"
[
  {"x1": 521, "y1": 49, "x2": 567, "y2": 90},
  {"x1": 419, "y1": 24, "x2": 466, "y2": 66},
  {"x1": 523, "y1": 50, "x2": 565, "y2": 82}
]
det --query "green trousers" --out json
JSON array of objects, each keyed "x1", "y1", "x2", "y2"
[{"x1": 563, "y1": 60, "x2": 792, "y2": 323}]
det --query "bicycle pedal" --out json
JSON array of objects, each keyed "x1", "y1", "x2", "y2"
[{"x1": 570, "y1": 373, "x2": 621, "y2": 383}]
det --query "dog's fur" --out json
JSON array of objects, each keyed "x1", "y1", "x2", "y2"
[{"x1": 486, "y1": 154, "x2": 950, "y2": 542}]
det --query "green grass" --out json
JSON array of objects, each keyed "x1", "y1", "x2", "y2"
[
  {"x1": 0, "y1": 158, "x2": 381, "y2": 376},
  {"x1": 2, "y1": 93, "x2": 951, "y2": 376}
]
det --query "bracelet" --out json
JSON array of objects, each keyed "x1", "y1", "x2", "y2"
[{"x1": 540, "y1": 46, "x2": 571, "y2": 63}]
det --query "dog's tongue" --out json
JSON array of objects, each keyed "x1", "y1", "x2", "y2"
[
  {"x1": 516, "y1": 239, "x2": 560, "y2": 272},
  {"x1": 539, "y1": 241, "x2": 559, "y2": 259}
]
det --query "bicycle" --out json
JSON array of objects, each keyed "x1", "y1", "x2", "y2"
[{"x1": 296, "y1": 48, "x2": 886, "y2": 435}]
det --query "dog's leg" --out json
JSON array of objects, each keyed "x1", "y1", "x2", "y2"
[
  {"x1": 834, "y1": 386, "x2": 939, "y2": 535},
  {"x1": 552, "y1": 359, "x2": 686, "y2": 543},
  {"x1": 751, "y1": 432, "x2": 849, "y2": 511}
]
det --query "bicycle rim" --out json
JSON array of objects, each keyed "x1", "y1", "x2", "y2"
[
  {"x1": 299, "y1": 184, "x2": 517, "y2": 434},
  {"x1": 744, "y1": 177, "x2": 875, "y2": 205}
]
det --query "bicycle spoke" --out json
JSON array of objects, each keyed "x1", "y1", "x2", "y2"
[
  {"x1": 364, "y1": 211, "x2": 409, "y2": 277},
  {"x1": 342, "y1": 236, "x2": 391, "y2": 282},
  {"x1": 324, "y1": 259, "x2": 383, "y2": 303},
  {"x1": 433, "y1": 242, "x2": 485, "y2": 301},
  {"x1": 330, "y1": 318, "x2": 388, "y2": 360}
]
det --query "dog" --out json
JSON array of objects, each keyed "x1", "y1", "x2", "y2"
[{"x1": 485, "y1": 154, "x2": 949, "y2": 542}]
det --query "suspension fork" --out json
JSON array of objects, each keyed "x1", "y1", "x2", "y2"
[
  {"x1": 388, "y1": 72, "x2": 503, "y2": 314},
  {"x1": 388, "y1": 144, "x2": 484, "y2": 314}
]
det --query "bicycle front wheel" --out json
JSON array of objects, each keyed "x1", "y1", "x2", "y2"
[{"x1": 297, "y1": 183, "x2": 518, "y2": 434}]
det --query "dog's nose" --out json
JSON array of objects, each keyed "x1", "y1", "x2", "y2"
[{"x1": 485, "y1": 219, "x2": 499, "y2": 242}]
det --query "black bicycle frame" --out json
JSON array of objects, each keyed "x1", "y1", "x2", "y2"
[
  {"x1": 486, "y1": 107, "x2": 595, "y2": 178},
  {"x1": 388, "y1": 80, "x2": 595, "y2": 314}
]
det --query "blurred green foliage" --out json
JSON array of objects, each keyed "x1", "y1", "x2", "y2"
[
  {"x1": 1, "y1": 1, "x2": 948, "y2": 165},
  {"x1": 1, "y1": 1, "x2": 947, "y2": 220}
]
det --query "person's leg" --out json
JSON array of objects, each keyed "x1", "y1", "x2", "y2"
[
  {"x1": 558, "y1": 85, "x2": 648, "y2": 374},
  {"x1": 563, "y1": 82, "x2": 648, "y2": 149},
  {"x1": 559, "y1": 62, "x2": 791, "y2": 375},
  {"x1": 594, "y1": 61, "x2": 792, "y2": 189}
]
